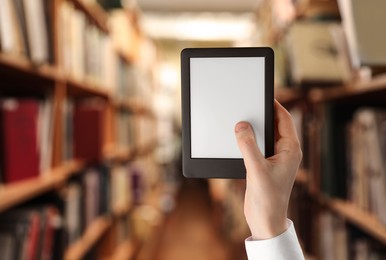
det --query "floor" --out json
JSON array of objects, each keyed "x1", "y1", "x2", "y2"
[{"x1": 151, "y1": 179, "x2": 247, "y2": 260}]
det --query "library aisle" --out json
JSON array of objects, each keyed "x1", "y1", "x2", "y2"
[
  {"x1": 149, "y1": 179, "x2": 244, "y2": 260},
  {"x1": 1, "y1": 0, "x2": 386, "y2": 259}
]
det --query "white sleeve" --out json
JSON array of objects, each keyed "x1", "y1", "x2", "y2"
[{"x1": 245, "y1": 219, "x2": 305, "y2": 260}]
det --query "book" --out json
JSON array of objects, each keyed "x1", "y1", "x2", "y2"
[
  {"x1": 320, "y1": 104, "x2": 348, "y2": 198},
  {"x1": 338, "y1": 0, "x2": 386, "y2": 69},
  {"x1": 0, "y1": 0, "x2": 26, "y2": 55},
  {"x1": 0, "y1": 206, "x2": 61, "y2": 260},
  {"x1": 83, "y1": 168, "x2": 101, "y2": 227},
  {"x1": 0, "y1": 232, "x2": 16, "y2": 260},
  {"x1": 116, "y1": 111, "x2": 136, "y2": 151},
  {"x1": 13, "y1": 0, "x2": 30, "y2": 57},
  {"x1": 38, "y1": 97, "x2": 54, "y2": 174},
  {"x1": 0, "y1": 99, "x2": 40, "y2": 183},
  {"x1": 286, "y1": 21, "x2": 351, "y2": 86},
  {"x1": 58, "y1": 1, "x2": 114, "y2": 87},
  {"x1": 73, "y1": 99, "x2": 105, "y2": 162},
  {"x1": 43, "y1": 0, "x2": 55, "y2": 64},
  {"x1": 110, "y1": 165, "x2": 131, "y2": 212},
  {"x1": 0, "y1": 209, "x2": 41, "y2": 260},
  {"x1": 22, "y1": 0, "x2": 49, "y2": 64},
  {"x1": 62, "y1": 99, "x2": 74, "y2": 161},
  {"x1": 318, "y1": 212, "x2": 348, "y2": 260},
  {"x1": 347, "y1": 109, "x2": 386, "y2": 224},
  {"x1": 65, "y1": 183, "x2": 83, "y2": 244}
]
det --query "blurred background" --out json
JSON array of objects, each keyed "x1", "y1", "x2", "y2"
[{"x1": 0, "y1": 0, "x2": 386, "y2": 259}]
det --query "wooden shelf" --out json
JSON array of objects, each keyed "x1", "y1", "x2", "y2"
[
  {"x1": 116, "y1": 48, "x2": 134, "y2": 65},
  {"x1": 110, "y1": 239, "x2": 139, "y2": 260},
  {"x1": 116, "y1": 99, "x2": 155, "y2": 118},
  {"x1": 275, "y1": 87, "x2": 305, "y2": 106},
  {"x1": 69, "y1": 0, "x2": 109, "y2": 33},
  {"x1": 105, "y1": 148, "x2": 136, "y2": 163},
  {"x1": 308, "y1": 74, "x2": 386, "y2": 103},
  {"x1": 136, "y1": 139, "x2": 158, "y2": 157},
  {"x1": 112, "y1": 203, "x2": 132, "y2": 218},
  {"x1": 66, "y1": 78, "x2": 111, "y2": 99},
  {"x1": 0, "y1": 53, "x2": 61, "y2": 83},
  {"x1": 322, "y1": 198, "x2": 386, "y2": 245},
  {"x1": 64, "y1": 216, "x2": 113, "y2": 260},
  {"x1": 0, "y1": 160, "x2": 83, "y2": 213},
  {"x1": 105, "y1": 139, "x2": 158, "y2": 162}
]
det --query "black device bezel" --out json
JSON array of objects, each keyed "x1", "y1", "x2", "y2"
[{"x1": 181, "y1": 47, "x2": 274, "y2": 178}]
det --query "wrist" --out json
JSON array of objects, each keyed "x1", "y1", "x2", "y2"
[{"x1": 248, "y1": 216, "x2": 288, "y2": 240}]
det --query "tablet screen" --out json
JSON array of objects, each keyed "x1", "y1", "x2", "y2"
[{"x1": 190, "y1": 57, "x2": 265, "y2": 159}]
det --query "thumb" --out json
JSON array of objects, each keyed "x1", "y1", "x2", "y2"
[{"x1": 234, "y1": 121, "x2": 264, "y2": 172}]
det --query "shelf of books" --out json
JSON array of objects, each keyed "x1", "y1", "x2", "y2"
[
  {"x1": 0, "y1": 0, "x2": 163, "y2": 258},
  {"x1": 323, "y1": 198, "x2": 386, "y2": 245},
  {"x1": 254, "y1": 0, "x2": 386, "y2": 258}
]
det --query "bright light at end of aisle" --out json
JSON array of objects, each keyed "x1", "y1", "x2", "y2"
[
  {"x1": 141, "y1": 13, "x2": 256, "y2": 41},
  {"x1": 159, "y1": 63, "x2": 179, "y2": 90}
]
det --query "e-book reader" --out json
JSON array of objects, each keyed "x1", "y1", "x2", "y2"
[{"x1": 181, "y1": 47, "x2": 274, "y2": 178}]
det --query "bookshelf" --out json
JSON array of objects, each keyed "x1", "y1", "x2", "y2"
[
  {"x1": 283, "y1": 76, "x2": 386, "y2": 255},
  {"x1": 109, "y1": 239, "x2": 140, "y2": 260},
  {"x1": 323, "y1": 198, "x2": 386, "y2": 245},
  {"x1": 0, "y1": 53, "x2": 61, "y2": 83},
  {"x1": 0, "y1": 160, "x2": 83, "y2": 212},
  {"x1": 256, "y1": 0, "x2": 386, "y2": 256},
  {"x1": 0, "y1": 0, "x2": 162, "y2": 259},
  {"x1": 67, "y1": 0, "x2": 109, "y2": 33},
  {"x1": 64, "y1": 216, "x2": 113, "y2": 260},
  {"x1": 294, "y1": 167, "x2": 386, "y2": 246},
  {"x1": 308, "y1": 75, "x2": 386, "y2": 103}
]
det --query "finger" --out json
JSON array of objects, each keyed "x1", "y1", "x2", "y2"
[
  {"x1": 274, "y1": 100, "x2": 299, "y2": 141},
  {"x1": 273, "y1": 100, "x2": 302, "y2": 161},
  {"x1": 234, "y1": 121, "x2": 264, "y2": 171}
]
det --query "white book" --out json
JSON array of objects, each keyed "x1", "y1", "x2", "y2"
[
  {"x1": 23, "y1": 0, "x2": 48, "y2": 64},
  {"x1": 38, "y1": 98, "x2": 53, "y2": 174},
  {"x1": 0, "y1": 0, "x2": 24, "y2": 54},
  {"x1": 338, "y1": 0, "x2": 386, "y2": 67}
]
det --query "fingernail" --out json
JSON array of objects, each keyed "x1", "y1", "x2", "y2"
[{"x1": 235, "y1": 122, "x2": 248, "y2": 133}]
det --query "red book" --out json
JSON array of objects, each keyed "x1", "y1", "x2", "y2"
[
  {"x1": 40, "y1": 207, "x2": 58, "y2": 260},
  {"x1": 73, "y1": 101, "x2": 105, "y2": 162},
  {"x1": 25, "y1": 212, "x2": 41, "y2": 260},
  {"x1": 0, "y1": 99, "x2": 40, "y2": 183}
]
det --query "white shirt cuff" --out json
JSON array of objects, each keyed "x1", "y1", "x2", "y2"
[{"x1": 245, "y1": 219, "x2": 304, "y2": 260}]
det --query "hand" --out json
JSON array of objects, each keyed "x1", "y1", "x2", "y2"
[{"x1": 234, "y1": 100, "x2": 302, "y2": 240}]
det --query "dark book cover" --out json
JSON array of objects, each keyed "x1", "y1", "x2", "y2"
[
  {"x1": 73, "y1": 102, "x2": 104, "y2": 162},
  {"x1": 43, "y1": 0, "x2": 54, "y2": 64},
  {"x1": 73, "y1": 101, "x2": 105, "y2": 162},
  {"x1": 0, "y1": 99, "x2": 40, "y2": 183},
  {"x1": 98, "y1": 164, "x2": 110, "y2": 215},
  {"x1": 321, "y1": 103, "x2": 348, "y2": 198}
]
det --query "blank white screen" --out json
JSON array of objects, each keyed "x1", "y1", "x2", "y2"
[{"x1": 190, "y1": 57, "x2": 265, "y2": 158}]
